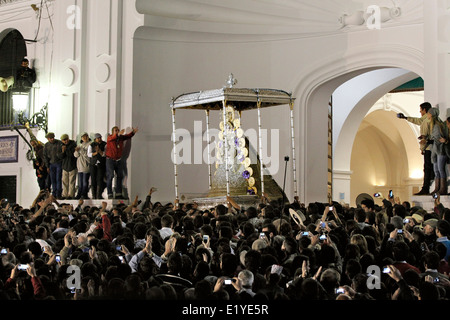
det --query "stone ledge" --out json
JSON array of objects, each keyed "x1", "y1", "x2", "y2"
[
  {"x1": 191, "y1": 195, "x2": 261, "y2": 211},
  {"x1": 410, "y1": 195, "x2": 450, "y2": 213},
  {"x1": 56, "y1": 199, "x2": 129, "y2": 211}
]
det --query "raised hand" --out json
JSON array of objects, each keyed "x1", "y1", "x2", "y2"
[
  {"x1": 312, "y1": 266, "x2": 323, "y2": 280},
  {"x1": 143, "y1": 236, "x2": 153, "y2": 254}
]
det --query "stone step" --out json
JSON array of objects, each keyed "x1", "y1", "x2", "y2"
[
  {"x1": 410, "y1": 195, "x2": 449, "y2": 213},
  {"x1": 56, "y1": 199, "x2": 129, "y2": 211}
]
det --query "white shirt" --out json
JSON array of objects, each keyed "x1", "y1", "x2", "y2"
[
  {"x1": 35, "y1": 239, "x2": 51, "y2": 249},
  {"x1": 159, "y1": 227, "x2": 173, "y2": 240}
]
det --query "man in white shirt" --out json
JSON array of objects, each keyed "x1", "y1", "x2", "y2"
[
  {"x1": 35, "y1": 226, "x2": 51, "y2": 249},
  {"x1": 159, "y1": 214, "x2": 174, "y2": 240},
  {"x1": 129, "y1": 235, "x2": 163, "y2": 273}
]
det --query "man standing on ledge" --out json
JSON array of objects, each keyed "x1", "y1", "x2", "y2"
[
  {"x1": 105, "y1": 126, "x2": 138, "y2": 199},
  {"x1": 43, "y1": 132, "x2": 63, "y2": 199},
  {"x1": 398, "y1": 102, "x2": 433, "y2": 195}
]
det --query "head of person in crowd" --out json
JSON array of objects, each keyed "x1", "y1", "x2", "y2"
[
  {"x1": 80, "y1": 132, "x2": 91, "y2": 144},
  {"x1": 436, "y1": 220, "x2": 450, "y2": 239},
  {"x1": 393, "y1": 204, "x2": 407, "y2": 219},
  {"x1": 423, "y1": 218, "x2": 439, "y2": 236},
  {"x1": 360, "y1": 199, "x2": 374, "y2": 213},
  {"x1": 94, "y1": 133, "x2": 103, "y2": 142},
  {"x1": 46, "y1": 132, "x2": 55, "y2": 143},
  {"x1": 61, "y1": 134, "x2": 70, "y2": 145}
]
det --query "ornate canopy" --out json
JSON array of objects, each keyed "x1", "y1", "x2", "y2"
[
  {"x1": 171, "y1": 87, "x2": 294, "y2": 111},
  {"x1": 170, "y1": 74, "x2": 297, "y2": 206}
]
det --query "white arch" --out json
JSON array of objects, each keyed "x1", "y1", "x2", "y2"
[
  {"x1": 290, "y1": 43, "x2": 424, "y2": 204},
  {"x1": 333, "y1": 68, "x2": 419, "y2": 173}
]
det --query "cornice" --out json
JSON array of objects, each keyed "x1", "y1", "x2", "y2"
[
  {"x1": 135, "y1": 0, "x2": 423, "y2": 36},
  {"x1": 0, "y1": 0, "x2": 25, "y2": 7}
]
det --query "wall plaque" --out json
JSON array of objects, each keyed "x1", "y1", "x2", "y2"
[{"x1": 0, "y1": 135, "x2": 18, "y2": 163}]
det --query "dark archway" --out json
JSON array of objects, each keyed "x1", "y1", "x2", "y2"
[
  {"x1": 0, "y1": 28, "x2": 28, "y2": 128},
  {"x1": 0, "y1": 28, "x2": 27, "y2": 78}
]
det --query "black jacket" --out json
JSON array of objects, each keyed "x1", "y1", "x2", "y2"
[
  {"x1": 89, "y1": 140, "x2": 106, "y2": 167},
  {"x1": 58, "y1": 140, "x2": 77, "y2": 171}
]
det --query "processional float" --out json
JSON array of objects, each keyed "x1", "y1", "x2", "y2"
[{"x1": 170, "y1": 75, "x2": 298, "y2": 209}]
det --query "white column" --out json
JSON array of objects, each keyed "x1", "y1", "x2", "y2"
[
  {"x1": 289, "y1": 101, "x2": 298, "y2": 197},
  {"x1": 171, "y1": 107, "x2": 178, "y2": 199},
  {"x1": 223, "y1": 101, "x2": 230, "y2": 196},
  {"x1": 257, "y1": 100, "x2": 264, "y2": 195},
  {"x1": 205, "y1": 109, "x2": 212, "y2": 189},
  {"x1": 423, "y1": 0, "x2": 450, "y2": 112}
]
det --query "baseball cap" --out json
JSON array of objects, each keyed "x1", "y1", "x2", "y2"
[
  {"x1": 60, "y1": 134, "x2": 69, "y2": 140},
  {"x1": 94, "y1": 133, "x2": 102, "y2": 139},
  {"x1": 45, "y1": 132, "x2": 55, "y2": 139},
  {"x1": 424, "y1": 218, "x2": 438, "y2": 229},
  {"x1": 411, "y1": 213, "x2": 424, "y2": 224}
]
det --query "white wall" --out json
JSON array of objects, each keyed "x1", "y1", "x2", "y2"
[{"x1": 131, "y1": 0, "x2": 430, "y2": 205}]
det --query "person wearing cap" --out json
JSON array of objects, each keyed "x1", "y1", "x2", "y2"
[
  {"x1": 58, "y1": 134, "x2": 78, "y2": 200},
  {"x1": 404, "y1": 214, "x2": 424, "y2": 234},
  {"x1": 423, "y1": 218, "x2": 439, "y2": 250},
  {"x1": 105, "y1": 126, "x2": 139, "y2": 199},
  {"x1": 43, "y1": 132, "x2": 63, "y2": 198},
  {"x1": 88, "y1": 133, "x2": 107, "y2": 199},
  {"x1": 424, "y1": 218, "x2": 439, "y2": 235},
  {"x1": 74, "y1": 133, "x2": 92, "y2": 199}
]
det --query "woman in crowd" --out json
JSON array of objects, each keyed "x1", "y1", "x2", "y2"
[
  {"x1": 428, "y1": 107, "x2": 450, "y2": 195},
  {"x1": 74, "y1": 133, "x2": 92, "y2": 200}
]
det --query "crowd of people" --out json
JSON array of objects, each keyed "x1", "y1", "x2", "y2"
[
  {"x1": 0, "y1": 184, "x2": 449, "y2": 301},
  {"x1": 30, "y1": 126, "x2": 138, "y2": 201}
]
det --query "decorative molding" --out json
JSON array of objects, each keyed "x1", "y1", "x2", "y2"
[
  {"x1": 292, "y1": 44, "x2": 424, "y2": 108},
  {"x1": 382, "y1": 93, "x2": 392, "y2": 111},
  {"x1": 0, "y1": 0, "x2": 53, "y2": 5},
  {"x1": 0, "y1": 0, "x2": 34, "y2": 22},
  {"x1": 332, "y1": 170, "x2": 353, "y2": 180},
  {"x1": 135, "y1": 0, "x2": 423, "y2": 36},
  {"x1": 0, "y1": 0, "x2": 21, "y2": 5}
]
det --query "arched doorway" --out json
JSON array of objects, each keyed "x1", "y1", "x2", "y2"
[
  {"x1": 332, "y1": 68, "x2": 422, "y2": 206},
  {"x1": 292, "y1": 44, "x2": 424, "y2": 205}
]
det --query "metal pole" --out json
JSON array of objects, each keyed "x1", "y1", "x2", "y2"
[
  {"x1": 223, "y1": 101, "x2": 230, "y2": 196},
  {"x1": 257, "y1": 100, "x2": 264, "y2": 195},
  {"x1": 289, "y1": 101, "x2": 298, "y2": 197},
  {"x1": 171, "y1": 107, "x2": 179, "y2": 200},
  {"x1": 205, "y1": 109, "x2": 212, "y2": 189}
]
